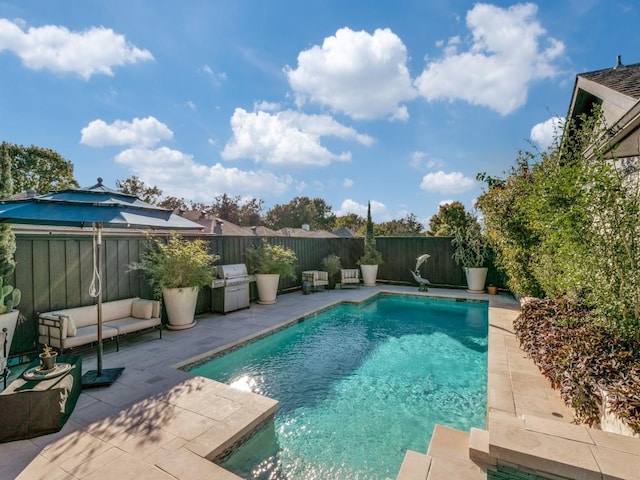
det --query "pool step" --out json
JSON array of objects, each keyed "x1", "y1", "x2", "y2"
[
  {"x1": 396, "y1": 425, "x2": 488, "y2": 480},
  {"x1": 395, "y1": 450, "x2": 432, "y2": 480}
]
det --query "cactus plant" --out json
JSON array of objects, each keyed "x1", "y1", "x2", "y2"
[{"x1": 0, "y1": 276, "x2": 21, "y2": 314}]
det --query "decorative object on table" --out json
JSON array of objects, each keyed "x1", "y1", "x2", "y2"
[
  {"x1": 130, "y1": 232, "x2": 218, "y2": 330},
  {"x1": 245, "y1": 239, "x2": 297, "y2": 304},
  {"x1": 357, "y1": 201, "x2": 383, "y2": 286},
  {"x1": 452, "y1": 216, "x2": 490, "y2": 293},
  {"x1": 38, "y1": 344, "x2": 57, "y2": 371},
  {"x1": 320, "y1": 254, "x2": 342, "y2": 290},
  {"x1": 23, "y1": 362, "x2": 72, "y2": 381},
  {"x1": 409, "y1": 253, "x2": 431, "y2": 291},
  {"x1": 0, "y1": 178, "x2": 203, "y2": 388}
]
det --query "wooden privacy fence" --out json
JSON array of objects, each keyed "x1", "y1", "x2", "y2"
[{"x1": 9, "y1": 232, "x2": 504, "y2": 357}]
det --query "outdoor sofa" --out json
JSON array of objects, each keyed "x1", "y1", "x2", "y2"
[{"x1": 38, "y1": 297, "x2": 161, "y2": 353}]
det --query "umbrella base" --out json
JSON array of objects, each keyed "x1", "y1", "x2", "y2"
[{"x1": 81, "y1": 367, "x2": 125, "y2": 388}]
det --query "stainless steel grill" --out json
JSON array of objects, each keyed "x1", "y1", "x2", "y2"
[{"x1": 212, "y1": 264, "x2": 250, "y2": 313}]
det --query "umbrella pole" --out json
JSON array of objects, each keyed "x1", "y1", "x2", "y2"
[
  {"x1": 97, "y1": 225, "x2": 103, "y2": 376},
  {"x1": 82, "y1": 223, "x2": 124, "y2": 388}
]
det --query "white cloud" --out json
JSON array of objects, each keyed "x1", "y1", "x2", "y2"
[
  {"x1": 80, "y1": 117, "x2": 173, "y2": 148},
  {"x1": 530, "y1": 116, "x2": 565, "y2": 149},
  {"x1": 414, "y1": 3, "x2": 564, "y2": 115},
  {"x1": 221, "y1": 108, "x2": 374, "y2": 167},
  {"x1": 114, "y1": 147, "x2": 291, "y2": 201},
  {"x1": 420, "y1": 171, "x2": 475, "y2": 194},
  {"x1": 343, "y1": 178, "x2": 354, "y2": 187},
  {"x1": 0, "y1": 18, "x2": 153, "y2": 79},
  {"x1": 336, "y1": 198, "x2": 386, "y2": 218},
  {"x1": 285, "y1": 27, "x2": 416, "y2": 121},
  {"x1": 410, "y1": 150, "x2": 444, "y2": 169},
  {"x1": 186, "y1": 101, "x2": 196, "y2": 110},
  {"x1": 439, "y1": 199, "x2": 455, "y2": 206},
  {"x1": 253, "y1": 100, "x2": 281, "y2": 112}
]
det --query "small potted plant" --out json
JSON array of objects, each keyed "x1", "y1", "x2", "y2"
[
  {"x1": 452, "y1": 220, "x2": 490, "y2": 293},
  {"x1": 39, "y1": 344, "x2": 57, "y2": 371},
  {"x1": 245, "y1": 239, "x2": 297, "y2": 304},
  {"x1": 130, "y1": 232, "x2": 219, "y2": 330},
  {"x1": 357, "y1": 201, "x2": 383, "y2": 286},
  {"x1": 321, "y1": 254, "x2": 342, "y2": 290}
]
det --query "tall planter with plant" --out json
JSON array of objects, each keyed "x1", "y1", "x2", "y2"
[
  {"x1": 245, "y1": 239, "x2": 297, "y2": 304},
  {"x1": 321, "y1": 254, "x2": 342, "y2": 290},
  {"x1": 452, "y1": 219, "x2": 490, "y2": 293},
  {"x1": 130, "y1": 232, "x2": 218, "y2": 330},
  {"x1": 357, "y1": 201, "x2": 383, "y2": 286}
]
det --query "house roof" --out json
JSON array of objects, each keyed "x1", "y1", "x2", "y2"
[{"x1": 579, "y1": 61, "x2": 640, "y2": 100}]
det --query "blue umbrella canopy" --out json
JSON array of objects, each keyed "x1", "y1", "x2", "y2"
[
  {"x1": 0, "y1": 179, "x2": 200, "y2": 230},
  {"x1": 0, "y1": 179, "x2": 203, "y2": 386}
]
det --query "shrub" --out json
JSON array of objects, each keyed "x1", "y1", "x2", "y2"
[
  {"x1": 514, "y1": 297, "x2": 640, "y2": 433},
  {"x1": 244, "y1": 239, "x2": 297, "y2": 280}
]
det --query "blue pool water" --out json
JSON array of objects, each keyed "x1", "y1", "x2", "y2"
[{"x1": 189, "y1": 295, "x2": 488, "y2": 479}]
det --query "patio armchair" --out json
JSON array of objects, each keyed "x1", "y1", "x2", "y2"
[
  {"x1": 340, "y1": 269, "x2": 360, "y2": 289},
  {"x1": 302, "y1": 270, "x2": 329, "y2": 291}
]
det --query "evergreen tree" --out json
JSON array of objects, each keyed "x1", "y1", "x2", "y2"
[{"x1": 0, "y1": 145, "x2": 16, "y2": 279}]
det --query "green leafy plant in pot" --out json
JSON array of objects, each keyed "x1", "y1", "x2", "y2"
[
  {"x1": 245, "y1": 239, "x2": 297, "y2": 304},
  {"x1": 452, "y1": 220, "x2": 490, "y2": 293},
  {"x1": 321, "y1": 254, "x2": 342, "y2": 289},
  {"x1": 130, "y1": 232, "x2": 219, "y2": 329}
]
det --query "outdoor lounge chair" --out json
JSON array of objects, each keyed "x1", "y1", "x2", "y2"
[
  {"x1": 340, "y1": 269, "x2": 360, "y2": 288},
  {"x1": 302, "y1": 270, "x2": 329, "y2": 291}
]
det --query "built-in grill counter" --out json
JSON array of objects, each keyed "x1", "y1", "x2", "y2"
[{"x1": 211, "y1": 264, "x2": 251, "y2": 314}]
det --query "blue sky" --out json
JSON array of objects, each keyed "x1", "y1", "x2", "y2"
[{"x1": 1, "y1": 1, "x2": 638, "y2": 226}]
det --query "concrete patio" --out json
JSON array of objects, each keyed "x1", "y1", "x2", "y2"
[{"x1": 1, "y1": 286, "x2": 639, "y2": 480}]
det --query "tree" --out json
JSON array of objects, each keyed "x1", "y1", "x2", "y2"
[
  {"x1": 0, "y1": 146, "x2": 16, "y2": 279},
  {"x1": 334, "y1": 213, "x2": 365, "y2": 235},
  {"x1": 116, "y1": 175, "x2": 162, "y2": 204},
  {"x1": 376, "y1": 213, "x2": 424, "y2": 236},
  {"x1": 428, "y1": 201, "x2": 473, "y2": 236},
  {"x1": 238, "y1": 198, "x2": 264, "y2": 226},
  {"x1": 157, "y1": 196, "x2": 188, "y2": 211},
  {"x1": 265, "y1": 197, "x2": 336, "y2": 231},
  {"x1": 211, "y1": 193, "x2": 241, "y2": 223},
  {"x1": 2, "y1": 142, "x2": 78, "y2": 194}
]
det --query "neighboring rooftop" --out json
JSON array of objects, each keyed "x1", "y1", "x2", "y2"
[{"x1": 579, "y1": 58, "x2": 640, "y2": 99}]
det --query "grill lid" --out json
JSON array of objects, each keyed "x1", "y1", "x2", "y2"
[{"x1": 216, "y1": 263, "x2": 249, "y2": 279}]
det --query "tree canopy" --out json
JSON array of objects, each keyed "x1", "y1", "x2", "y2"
[
  {"x1": 264, "y1": 196, "x2": 336, "y2": 231},
  {"x1": 428, "y1": 201, "x2": 473, "y2": 236},
  {"x1": 2, "y1": 142, "x2": 78, "y2": 194},
  {"x1": 116, "y1": 175, "x2": 163, "y2": 204}
]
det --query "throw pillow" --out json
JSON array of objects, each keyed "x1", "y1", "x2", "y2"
[
  {"x1": 58, "y1": 314, "x2": 77, "y2": 337},
  {"x1": 132, "y1": 299, "x2": 153, "y2": 319}
]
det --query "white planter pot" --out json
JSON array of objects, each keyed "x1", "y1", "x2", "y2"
[
  {"x1": 162, "y1": 287, "x2": 199, "y2": 330},
  {"x1": 465, "y1": 267, "x2": 488, "y2": 293},
  {"x1": 360, "y1": 264, "x2": 379, "y2": 287},
  {"x1": 0, "y1": 309, "x2": 19, "y2": 357},
  {"x1": 255, "y1": 274, "x2": 280, "y2": 304}
]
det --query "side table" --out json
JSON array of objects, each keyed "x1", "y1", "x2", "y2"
[{"x1": 0, "y1": 355, "x2": 82, "y2": 443}]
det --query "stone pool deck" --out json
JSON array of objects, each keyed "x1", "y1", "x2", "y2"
[{"x1": 1, "y1": 286, "x2": 639, "y2": 479}]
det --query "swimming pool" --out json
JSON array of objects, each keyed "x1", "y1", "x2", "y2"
[{"x1": 188, "y1": 294, "x2": 488, "y2": 479}]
